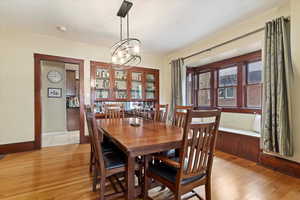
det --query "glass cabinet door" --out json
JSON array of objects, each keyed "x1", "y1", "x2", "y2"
[
  {"x1": 95, "y1": 68, "x2": 110, "y2": 99},
  {"x1": 145, "y1": 73, "x2": 156, "y2": 99},
  {"x1": 131, "y1": 72, "x2": 143, "y2": 99},
  {"x1": 114, "y1": 70, "x2": 127, "y2": 99}
]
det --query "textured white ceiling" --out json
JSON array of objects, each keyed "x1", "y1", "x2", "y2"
[{"x1": 0, "y1": 0, "x2": 285, "y2": 54}]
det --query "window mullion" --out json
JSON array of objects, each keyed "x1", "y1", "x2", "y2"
[{"x1": 237, "y1": 62, "x2": 244, "y2": 108}]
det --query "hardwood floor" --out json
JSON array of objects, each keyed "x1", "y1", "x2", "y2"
[{"x1": 0, "y1": 144, "x2": 299, "y2": 200}]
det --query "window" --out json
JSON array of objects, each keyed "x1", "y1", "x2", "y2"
[
  {"x1": 218, "y1": 67, "x2": 237, "y2": 106},
  {"x1": 186, "y1": 51, "x2": 262, "y2": 114},
  {"x1": 246, "y1": 61, "x2": 262, "y2": 108},
  {"x1": 197, "y1": 72, "x2": 211, "y2": 106},
  {"x1": 186, "y1": 73, "x2": 192, "y2": 105}
]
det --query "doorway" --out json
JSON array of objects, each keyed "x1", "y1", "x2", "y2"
[{"x1": 34, "y1": 54, "x2": 87, "y2": 149}]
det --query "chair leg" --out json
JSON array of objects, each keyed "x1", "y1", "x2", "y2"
[
  {"x1": 174, "y1": 193, "x2": 181, "y2": 200},
  {"x1": 205, "y1": 180, "x2": 211, "y2": 200},
  {"x1": 99, "y1": 177, "x2": 106, "y2": 200},
  {"x1": 93, "y1": 168, "x2": 98, "y2": 192},
  {"x1": 89, "y1": 149, "x2": 94, "y2": 173}
]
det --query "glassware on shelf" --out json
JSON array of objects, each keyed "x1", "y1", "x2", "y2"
[
  {"x1": 116, "y1": 90, "x2": 127, "y2": 99},
  {"x1": 96, "y1": 69, "x2": 110, "y2": 79},
  {"x1": 131, "y1": 72, "x2": 143, "y2": 99},
  {"x1": 115, "y1": 70, "x2": 127, "y2": 80},
  {"x1": 96, "y1": 90, "x2": 109, "y2": 99},
  {"x1": 95, "y1": 79, "x2": 110, "y2": 89},
  {"x1": 146, "y1": 74, "x2": 155, "y2": 82},
  {"x1": 132, "y1": 72, "x2": 142, "y2": 81}
]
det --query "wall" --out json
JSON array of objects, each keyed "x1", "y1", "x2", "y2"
[
  {"x1": 41, "y1": 61, "x2": 67, "y2": 133},
  {"x1": 0, "y1": 30, "x2": 164, "y2": 145},
  {"x1": 290, "y1": 0, "x2": 300, "y2": 162},
  {"x1": 162, "y1": 0, "x2": 300, "y2": 162}
]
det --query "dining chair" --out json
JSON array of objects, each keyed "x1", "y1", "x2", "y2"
[
  {"x1": 104, "y1": 103, "x2": 124, "y2": 118},
  {"x1": 89, "y1": 111, "x2": 141, "y2": 200},
  {"x1": 172, "y1": 105, "x2": 193, "y2": 128},
  {"x1": 154, "y1": 104, "x2": 169, "y2": 123},
  {"x1": 144, "y1": 109, "x2": 221, "y2": 200},
  {"x1": 85, "y1": 106, "x2": 118, "y2": 192},
  {"x1": 165, "y1": 105, "x2": 193, "y2": 158},
  {"x1": 84, "y1": 105, "x2": 96, "y2": 173}
]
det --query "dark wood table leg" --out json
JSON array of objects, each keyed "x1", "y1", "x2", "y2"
[{"x1": 126, "y1": 154, "x2": 135, "y2": 200}]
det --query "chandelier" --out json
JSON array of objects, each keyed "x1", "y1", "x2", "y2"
[{"x1": 111, "y1": 0, "x2": 141, "y2": 66}]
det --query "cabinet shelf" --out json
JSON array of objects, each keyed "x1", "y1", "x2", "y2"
[
  {"x1": 96, "y1": 77, "x2": 110, "y2": 80},
  {"x1": 91, "y1": 61, "x2": 159, "y2": 104}
]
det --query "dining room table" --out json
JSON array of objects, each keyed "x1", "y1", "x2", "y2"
[{"x1": 97, "y1": 117, "x2": 184, "y2": 200}]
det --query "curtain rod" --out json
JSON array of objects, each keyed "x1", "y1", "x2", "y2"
[
  {"x1": 182, "y1": 27, "x2": 265, "y2": 61},
  {"x1": 169, "y1": 16, "x2": 290, "y2": 64}
]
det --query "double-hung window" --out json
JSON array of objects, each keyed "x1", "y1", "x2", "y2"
[{"x1": 186, "y1": 51, "x2": 262, "y2": 114}]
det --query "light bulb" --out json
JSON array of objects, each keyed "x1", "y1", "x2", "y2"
[
  {"x1": 133, "y1": 45, "x2": 140, "y2": 54},
  {"x1": 120, "y1": 58, "x2": 125, "y2": 64},
  {"x1": 112, "y1": 56, "x2": 117, "y2": 63},
  {"x1": 117, "y1": 51, "x2": 123, "y2": 57}
]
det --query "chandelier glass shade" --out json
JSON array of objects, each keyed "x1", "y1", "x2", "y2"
[
  {"x1": 111, "y1": 38, "x2": 141, "y2": 65},
  {"x1": 111, "y1": 1, "x2": 141, "y2": 66}
]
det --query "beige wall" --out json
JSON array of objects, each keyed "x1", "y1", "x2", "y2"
[
  {"x1": 290, "y1": 0, "x2": 300, "y2": 162},
  {"x1": 41, "y1": 61, "x2": 67, "y2": 133},
  {"x1": 0, "y1": 30, "x2": 164, "y2": 145}
]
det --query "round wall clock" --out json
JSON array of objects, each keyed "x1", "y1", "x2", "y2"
[{"x1": 47, "y1": 70, "x2": 63, "y2": 83}]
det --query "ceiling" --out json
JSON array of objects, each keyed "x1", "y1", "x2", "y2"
[{"x1": 0, "y1": 0, "x2": 285, "y2": 54}]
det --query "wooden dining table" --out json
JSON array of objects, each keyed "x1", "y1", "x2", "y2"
[{"x1": 97, "y1": 117, "x2": 183, "y2": 200}]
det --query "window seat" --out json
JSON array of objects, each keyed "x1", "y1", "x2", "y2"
[{"x1": 219, "y1": 127, "x2": 260, "y2": 138}]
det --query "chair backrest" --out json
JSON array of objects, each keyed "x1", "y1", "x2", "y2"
[
  {"x1": 104, "y1": 104, "x2": 124, "y2": 119},
  {"x1": 89, "y1": 113, "x2": 106, "y2": 177},
  {"x1": 177, "y1": 109, "x2": 221, "y2": 183},
  {"x1": 172, "y1": 105, "x2": 193, "y2": 128},
  {"x1": 154, "y1": 104, "x2": 169, "y2": 122}
]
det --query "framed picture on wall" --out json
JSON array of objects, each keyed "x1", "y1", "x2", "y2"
[{"x1": 48, "y1": 88, "x2": 62, "y2": 98}]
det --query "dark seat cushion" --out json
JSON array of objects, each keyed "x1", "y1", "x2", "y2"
[
  {"x1": 102, "y1": 141, "x2": 118, "y2": 153},
  {"x1": 165, "y1": 149, "x2": 176, "y2": 157},
  {"x1": 149, "y1": 162, "x2": 206, "y2": 185},
  {"x1": 104, "y1": 151, "x2": 126, "y2": 170}
]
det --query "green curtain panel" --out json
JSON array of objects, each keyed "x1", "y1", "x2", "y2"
[
  {"x1": 262, "y1": 17, "x2": 294, "y2": 157},
  {"x1": 169, "y1": 58, "x2": 184, "y2": 120}
]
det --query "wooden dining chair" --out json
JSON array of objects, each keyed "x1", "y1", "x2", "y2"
[
  {"x1": 104, "y1": 104, "x2": 124, "y2": 119},
  {"x1": 172, "y1": 105, "x2": 193, "y2": 128},
  {"x1": 164, "y1": 105, "x2": 193, "y2": 158},
  {"x1": 144, "y1": 109, "x2": 221, "y2": 200},
  {"x1": 85, "y1": 106, "x2": 119, "y2": 192},
  {"x1": 154, "y1": 104, "x2": 169, "y2": 123},
  {"x1": 89, "y1": 112, "x2": 141, "y2": 200}
]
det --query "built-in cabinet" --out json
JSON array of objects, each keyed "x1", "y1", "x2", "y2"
[{"x1": 90, "y1": 61, "x2": 159, "y2": 117}]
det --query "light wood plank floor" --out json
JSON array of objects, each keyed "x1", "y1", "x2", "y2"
[{"x1": 0, "y1": 144, "x2": 299, "y2": 200}]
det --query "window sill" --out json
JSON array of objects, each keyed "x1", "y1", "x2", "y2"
[
  {"x1": 219, "y1": 127, "x2": 261, "y2": 138},
  {"x1": 220, "y1": 107, "x2": 261, "y2": 114},
  {"x1": 195, "y1": 106, "x2": 261, "y2": 114}
]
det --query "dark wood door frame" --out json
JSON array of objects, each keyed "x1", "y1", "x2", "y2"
[{"x1": 34, "y1": 53, "x2": 87, "y2": 149}]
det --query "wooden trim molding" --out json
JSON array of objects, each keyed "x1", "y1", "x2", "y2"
[
  {"x1": 34, "y1": 53, "x2": 85, "y2": 150},
  {"x1": 0, "y1": 142, "x2": 35, "y2": 154},
  {"x1": 259, "y1": 152, "x2": 300, "y2": 178}
]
